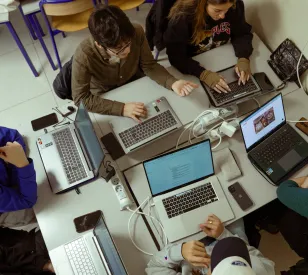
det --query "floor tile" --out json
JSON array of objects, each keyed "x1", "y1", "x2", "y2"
[{"x1": 0, "y1": 44, "x2": 51, "y2": 112}]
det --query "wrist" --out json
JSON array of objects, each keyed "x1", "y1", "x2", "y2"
[{"x1": 16, "y1": 158, "x2": 29, "y2": 168}]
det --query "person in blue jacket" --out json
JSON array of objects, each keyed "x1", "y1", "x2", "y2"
[{"x1": 0, "y1": 126, "x2": 37, "y2": 227}]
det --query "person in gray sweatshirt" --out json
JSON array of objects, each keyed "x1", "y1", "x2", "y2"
[{"x1": 146, "y1": 214, "x2": 275, "y2": 275}]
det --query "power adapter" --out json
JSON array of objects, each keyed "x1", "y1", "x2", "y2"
[{"x1": 219, "y1": 121, "x2": 237, "y2": 137}]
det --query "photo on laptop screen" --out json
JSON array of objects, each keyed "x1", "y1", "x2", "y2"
[
  {"x1": 143, "y1": 140, "x2": 214, "y2": 197},
  {"x1": 240, "y1": 94, "x2": 286, "y2": 150}
]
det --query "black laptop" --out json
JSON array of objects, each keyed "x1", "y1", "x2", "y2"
[{"x1": 239, "y1": 93, "x2": 308, "y2": 185}]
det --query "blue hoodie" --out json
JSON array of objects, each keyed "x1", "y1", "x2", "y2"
[{"x1": 0, "y1": 127, "x2": 37, "y2": 212}]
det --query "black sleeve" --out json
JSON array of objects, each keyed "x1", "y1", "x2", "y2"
[
  {"x1": 230, "y1": 0, "x2": 253, "y2": 59},
  {"x1": 164, "y1": 18, "x2": 205, "y2": 78}
]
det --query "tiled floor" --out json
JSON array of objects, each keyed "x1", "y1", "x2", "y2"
[{"x1": 0, "y1": 4, "x2": 302, "y2": 274}]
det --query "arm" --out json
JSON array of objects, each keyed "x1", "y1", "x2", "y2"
[
  {"x1": 138, "y1": 25, "x2": 178, "y2": 90},
  {"x1": 165, "y1": 20, "x2": 204, "y2": 78},
  {"x1": 0, "y1": 159, "x2": 37, "y2": 212},
  {"x1": 145, "y1": 243, "x2": 188, "y2": 275},
  {"x1": 71, "y1": 51, "x2": 124, "y2": 116},
  {"x1": 0, "y1": 127, "x2": 25, "y2": 151},
  {"x1": 230, "y1": 0, "x2": 253, "y2": 59},
  {"x1": 217, "y1": 229, "x2": 275, "y2": 275},
  {"x1": 277, "y1": 179, "x2": 308, "y2": 217}
]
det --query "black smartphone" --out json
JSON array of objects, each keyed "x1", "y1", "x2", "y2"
[
  {"x1": 100, "y1": 133, "x2": 125, "y2": 160},
  {"x1": 74, "y1": 210, "x2": 102, "y2": 233},
  {"x1": 228, "y1": 182, "x2": 253, "y2": 211},
  {"x1": 31, "y1": 113, "x2": 58, "y2": 131},
  {"x1": 253, "y1": 72, "x2": 275, "y2": 93}
]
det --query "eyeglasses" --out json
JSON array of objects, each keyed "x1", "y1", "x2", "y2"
[{"x1": 106, "y1": 41, "x2": 132, "y2": 56}]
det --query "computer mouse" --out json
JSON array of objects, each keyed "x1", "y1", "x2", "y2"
[{"x1": 67, "y1": 106, "x2": 75, "y2": 112}]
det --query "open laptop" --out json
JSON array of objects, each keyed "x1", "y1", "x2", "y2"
[
  {"x1": 109, "y1": 97, "x2": 182, "y2": 154},
  {"x1": 37, "y1": 102, "x2": 105, "y2": 194},
  {"x1": 49, "y1": 217, "x2": 128, "y2": 275},
  {"x1": 201, "y1": 66, "x2": 262, "y2": 107},
  {"x1": 240, "y1": 93, "x2": 308, "y2": 184},
  {"x1": 143, "y1": 139, "x2": 234, "y2": 242}
]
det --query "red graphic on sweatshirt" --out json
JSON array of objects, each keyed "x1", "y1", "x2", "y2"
[{"x1": 212, "y1": 22, "x2": 231, "y2": 37}]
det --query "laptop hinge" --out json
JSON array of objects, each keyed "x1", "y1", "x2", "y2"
[{"x1": 92, "y1": 236, "x2": 112, "y2": 275}]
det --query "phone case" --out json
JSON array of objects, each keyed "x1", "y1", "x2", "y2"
[
  {"x1": 228, "y1": 182, "x2": 253, "y2": 211},
  {"x1": 74, "y1": 210, "x2": 102, "y2": 233},
  {"x1": 31, "y1": 113, "x2": 58, "y2": 131},
  {"x1": 295, "y1": 117, "x2": 308, "y2": 136}
]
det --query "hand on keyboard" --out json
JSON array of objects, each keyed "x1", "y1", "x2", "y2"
[
  {"x1": 200, "y1": 70, "x2": 231, "y2": 94},
  {"x1": 172, "y1": 80, "x2": 199, "y2": 97},
  {"x1": 123, "y1": 102, "x2": 147, "y2": 123},
  {"x1": 235, "y1": 58, "x2": 251, "y2": 85}
]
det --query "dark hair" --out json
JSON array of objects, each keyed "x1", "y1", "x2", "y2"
[
  {"x1": 169, "y1": 0, "x2": 235, "y2": 45},
  {"x1": 88, "y1": 5, "x2": 135, "y2": 49}
]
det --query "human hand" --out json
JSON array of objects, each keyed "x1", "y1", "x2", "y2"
[
  {"x1": 122, "y1": 102, "x2": 147, "y2": 123},
  {"x1": 200, "y1": 70, "x2": 231, "y2": 94},
  {"x1": 199, "y1": 214, "x2": 224, "y2": 239},
  {"x1": 301, "y1": 177, "x2": 308, "y2": 189},
  {"x1": 172, "y1": 80, "x2": 199, "y2": 97},
  {"x1": 43, "y1": 261, "x2": 55, "y2": 273},
  {"x1": 0, "y1": 142, "x2": 29, "y2": 168},
  {"x1": 235, "y1": 58, "x2": 251, "y2": 85},
  {"x1": 181, "y1": 240, "x2": 210, "y2": 268}
]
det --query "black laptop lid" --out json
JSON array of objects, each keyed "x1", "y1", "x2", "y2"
[{"x1": 240, "y1": 93, "x2": 286, "y2": 151}]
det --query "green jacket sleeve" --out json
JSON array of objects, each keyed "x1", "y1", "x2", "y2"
[{"x1": 277, "y1": 180, "x2": 308, "y2": 217}]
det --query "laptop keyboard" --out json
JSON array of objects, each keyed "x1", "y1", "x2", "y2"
[
  {"x1": 53, "y1": 128, "x2": 87, "y2": 184},
  {"x1": 211, "y1": 78, "x2": 258, "y2": 104},
  {"x1": 118, "y1": 110, "x2": 178, "y2": 148},
  {"x1": 162, "y1": 182, "x2": 218, "y2": 219},
  {"x1": 65, "y1": 238, "x2": 98, "y2": 275},
  {"x1": 251, "y1": 125, "x2": 303, "y2": 168}
]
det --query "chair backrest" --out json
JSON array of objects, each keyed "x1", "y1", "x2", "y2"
[{"x1": 41, "y1": 0, "x2": 93, "y2": 16}]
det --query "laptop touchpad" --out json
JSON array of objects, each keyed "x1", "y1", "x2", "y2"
[{"x1": 278, "y1": 150, "x2": 302, "y2": 171}]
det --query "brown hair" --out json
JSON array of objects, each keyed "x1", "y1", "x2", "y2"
[{"x1": 168, "y1": 0, "x2": 235, "y2": 45}]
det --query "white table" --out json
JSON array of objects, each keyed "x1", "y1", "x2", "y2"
[
  {"x1": 94, "y1": 33, "x2": 298, "y2": 171},
  {"x1": 124, "y1": 88, "x2": 308, "y2": 248}
]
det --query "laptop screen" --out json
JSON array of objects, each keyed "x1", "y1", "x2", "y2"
[
  {"x1": 94, "y1": 218, "x2": 127, "y2": 275},
  {"x1": 240, "y1": 94, "x2": 286, "y2": 151},
  {"x1": 143, "y1": 140, "x2": 214, "y2": 197},
  {"x1": 75, "y1": 102, "x2": 105, "y2": 174}
]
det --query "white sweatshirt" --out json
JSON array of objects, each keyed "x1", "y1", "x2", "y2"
[{"x1": 145, "y1": 228, "x2": 275, "y2": 275}]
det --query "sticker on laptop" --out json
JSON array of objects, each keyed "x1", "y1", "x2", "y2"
[{"x1": 266, "y1": 168, "x2": 273, "y2": 175}]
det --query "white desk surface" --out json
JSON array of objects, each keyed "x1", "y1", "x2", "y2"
[
  {"x1": 94, "y1": 33, "x2": 298, "y2": 171},
  {"x1": 124, "y1": 88, "x2": 308, "y2": 247}
]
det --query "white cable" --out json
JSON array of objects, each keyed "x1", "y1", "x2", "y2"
[
  {"x1": 253, "y1": 98, "x2": 260, "y2": 108},
  {"x1": 211, "y1": 131, "x2": 222, "y2": 150},
  {"x1": 127, "y1": 196, "x2": 168, "y2": 256},
  {"x1": 297, "y1": 38, "x2": 308, "y2": 93},
  {"x1": 287, "y1": 120, "x2": 308, "y2": 123}
]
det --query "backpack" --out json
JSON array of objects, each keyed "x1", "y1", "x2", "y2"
[
  {"x1": 145, "y1": 0, "x2": 177, "y2": 51},
  {"x1": 52, "y1": 57, "x2": 73, "y2": 100}
]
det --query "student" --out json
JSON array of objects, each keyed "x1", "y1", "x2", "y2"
[
  {"x1": 165, "y1": 0, "x2": 253, "y2": 94},
  {"x1": 277, "y1": 176, "x2": 308, "y2": 259},
  {"x1": 146, "y1": 214, "x2": 275, "y2": 275},
  {"x1": 0, "y1": 126, "x2": 37, "y2": 227},
  {"x1": 72, "y1": 5, "x2": 198, "y2": 123}
]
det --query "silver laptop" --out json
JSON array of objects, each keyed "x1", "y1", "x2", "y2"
[
  {"x1": 143, "y1": 139, "x2": 234, "y2": 242},
  {"x1": 201, "y1": 66, "x2": 261, "y2": 107},
  {"x1": 37, "y1": 103, "x2": 105, "y2": 194},
  {"x1": 50, "y1": 217, "x2": 128, "y2": 275},
  {"x1": 109, "y1": 97, "x2": 182, "y2": 154}
]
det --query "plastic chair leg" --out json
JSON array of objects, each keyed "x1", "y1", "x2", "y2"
[
  {"x1": 155, "y1": 50, "x2": 160, "y2": 60},
  {"x1": 33, "y1": 13, "x2": 45, "y2": 37},
  {"x1": 29, "y1": 14, "x2": 57, "y2": 71},
  {"x1": 5, "y1": 21, "x2": 39, "y2": 77}
]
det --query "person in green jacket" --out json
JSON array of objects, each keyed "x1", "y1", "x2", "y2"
[{"x1": 277, "y1": 176, "x2": 308, "y2": 259}]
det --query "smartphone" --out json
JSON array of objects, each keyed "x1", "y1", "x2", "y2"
[
  {"x1": 100, "y1": 133, "x2": 125, "y2": 160},
  {"x1": 228, "y1": 182, "x2": 253, "y2": 211},
  {"x1": 295, "y1": 117, "x2": 308, "y2": 136},
  {"x1": 253, "y1": 72, "x2": 275, "y2": 93},
  {"x1": 74, "y1": 210, "x2": 102, "y2": 233},
  {"x1": 31, "y1": 113, "x2": 58, "y2": 131}
]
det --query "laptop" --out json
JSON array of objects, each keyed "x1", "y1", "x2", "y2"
[
  {"x1": 240, "y1": 93, "x2": 308, "y2": 184},
  {"x1": 37, "y1": 102, "x2": 105, "y2": 194},
  {"x1": 201, "y1": 66, "x2": 262, "y2": 107},
  {"x1": 49, "y1": 217, "x2": 128, "y2": 275},
  {"x1": 143, "y1": 139, "x2": 234, "y2": 242},
  {"x1": 109, "y1": 97, "x2": 182, "y2": 154}
]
